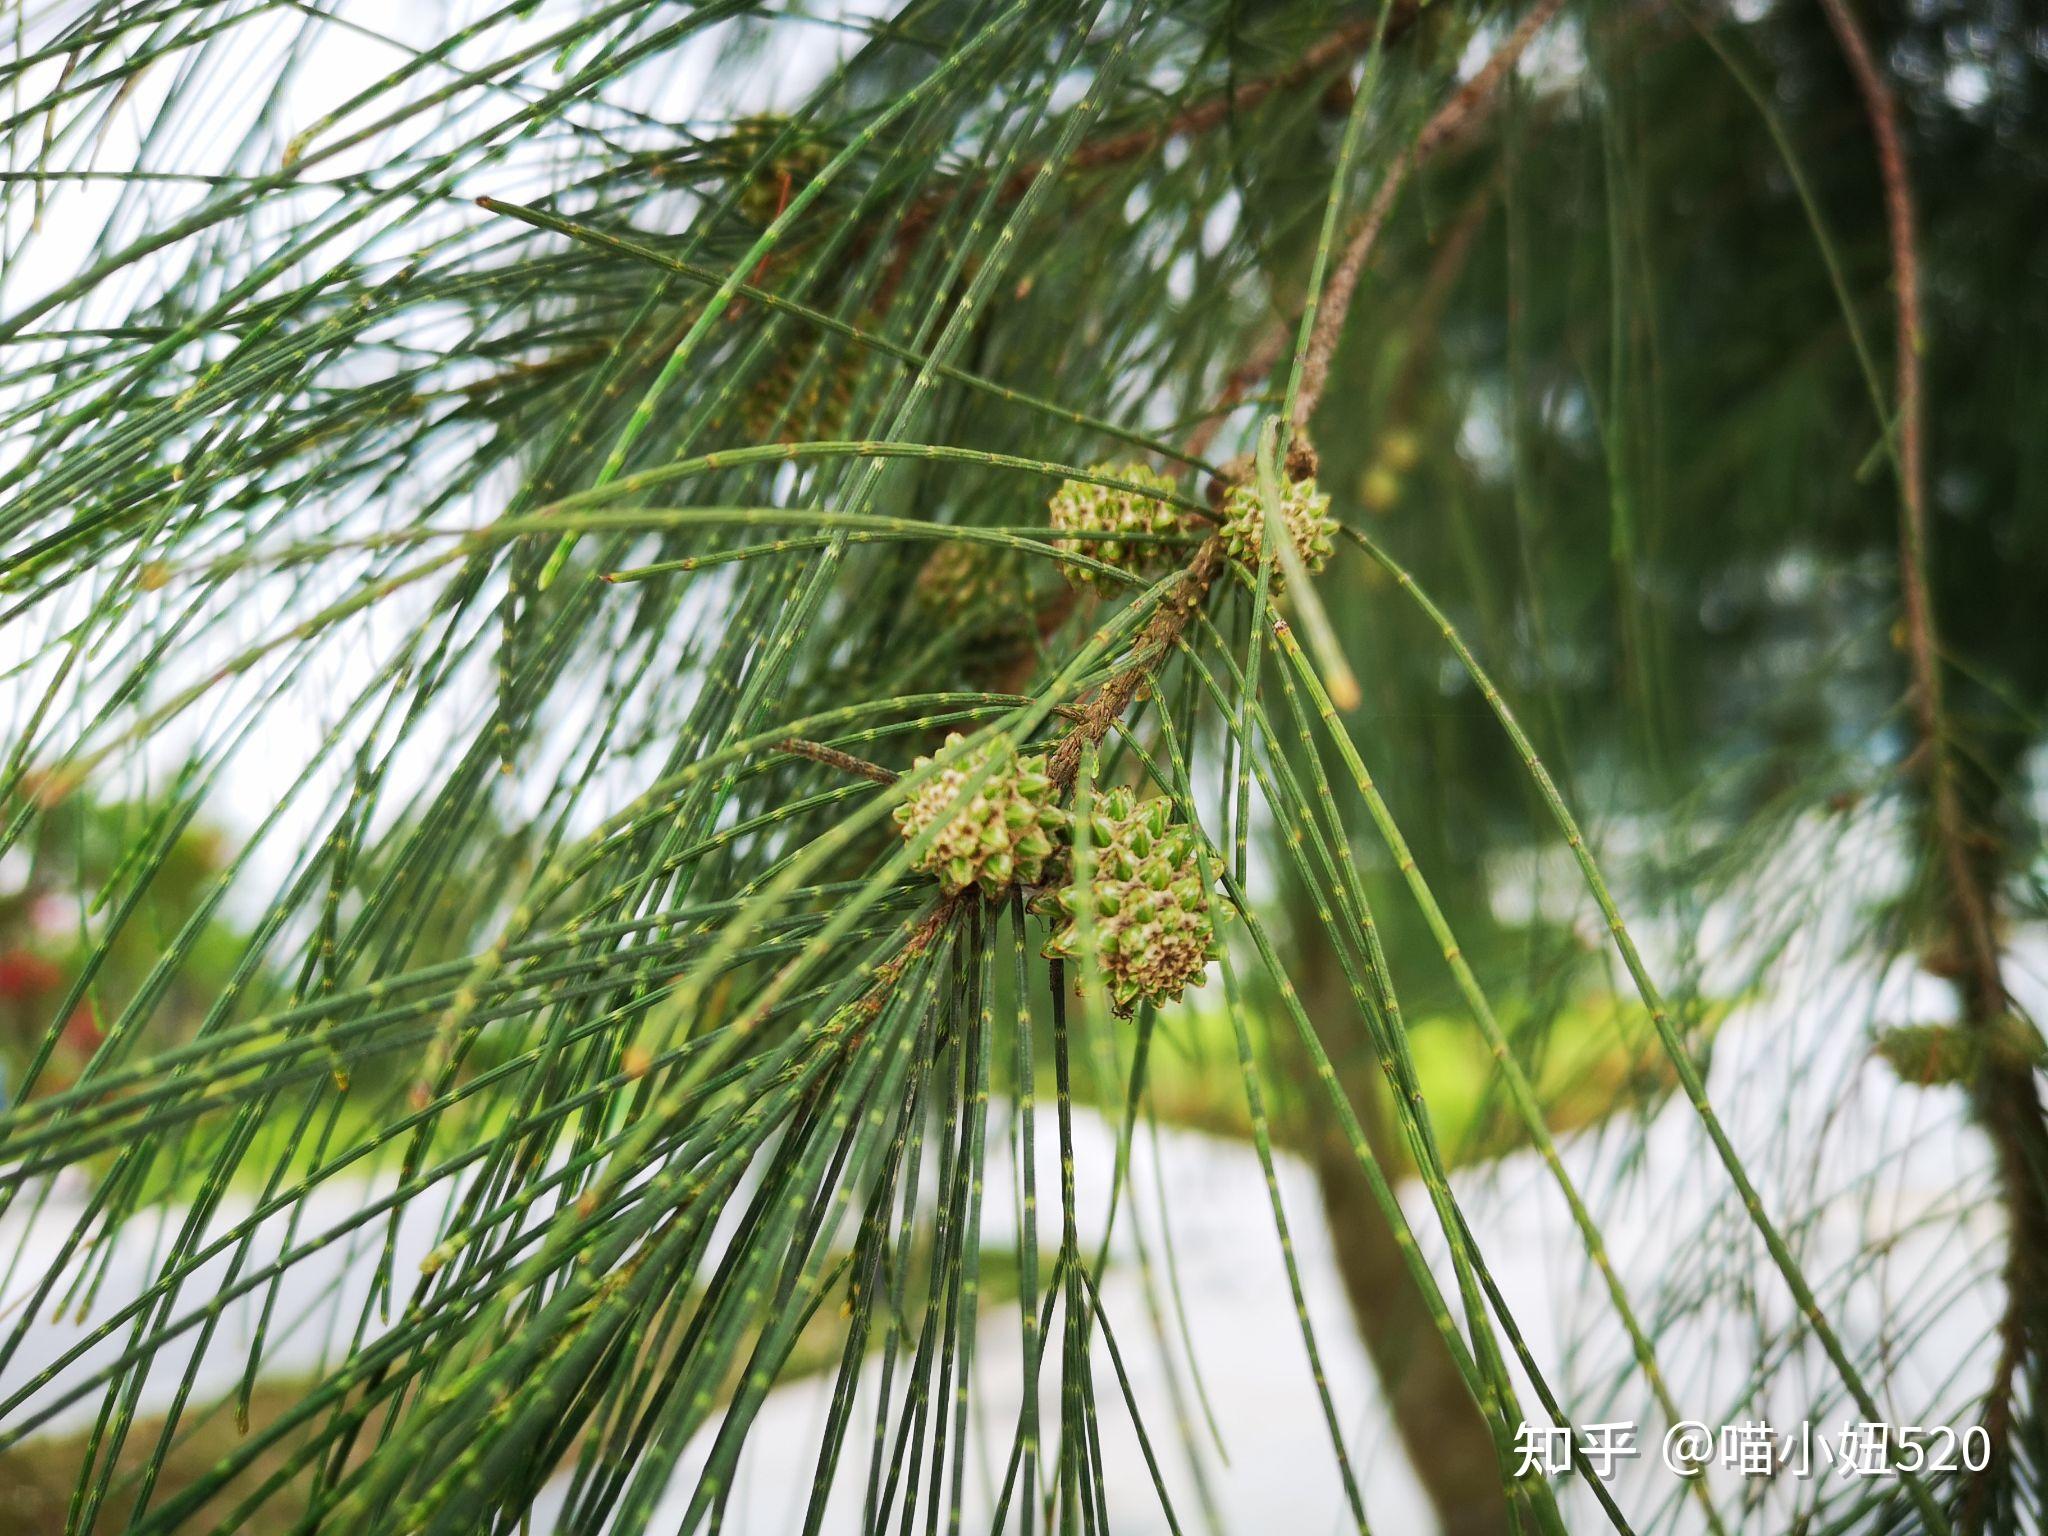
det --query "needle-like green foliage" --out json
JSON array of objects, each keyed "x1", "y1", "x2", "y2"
[{"x1": 3, "y1": 1, "x2": 2045, "y2": 1534}]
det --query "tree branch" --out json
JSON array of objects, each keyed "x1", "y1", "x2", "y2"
[
  {"x1": 776, "y1": 738, "x2": 899, "y2": 785},
  {"x1": 1816, "y1": 0, "x2": 2048, "y2": 1517},
  {"x1": 1291, "y1": 0, "x2": 1564, "y2": 429},
  {"x1": 1184, "y1": 0, "x2": 1560, "y2": 459},
  {"x1": 890, "y1": 6, "x2": 1424, "y2": 253}
]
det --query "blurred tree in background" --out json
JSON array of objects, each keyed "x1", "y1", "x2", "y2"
[{"x1": 0, "y1": 786, "x2": 250, "y2": 1098}]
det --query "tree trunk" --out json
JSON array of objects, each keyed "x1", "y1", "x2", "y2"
[{"x1": 1294, "y1": 947, "x2": 1511, "y2": 1535}]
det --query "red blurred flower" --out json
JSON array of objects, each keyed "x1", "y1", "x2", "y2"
[{"x1": 0, "y1": 948, "x2": 62, "y2": 1001}]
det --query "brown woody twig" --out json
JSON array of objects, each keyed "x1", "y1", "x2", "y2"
[
  {"x1": 1291, "y1": 0, "x2": 1564, "y2": 429},
  {"x1": 1817, "y1": 0, "x2": 2048, "y2": 1520},
  {"x1": 776, "y1": 738, "x2": 898, "y2": 785}
]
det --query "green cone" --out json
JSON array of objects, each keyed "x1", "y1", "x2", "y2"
[
  {"x1": 1043, "y1": 785, "x2": 1227, "y2": 1016},
  {"x1": 1047, "y1": 463, "x2": 1191, "y2": 591},
  {"x1": 1219, "y1": 475, "x2": 1337, "y2": 593},
  {"x1": 895, "y1": 732, "x2": 1068, "y2": 898}
]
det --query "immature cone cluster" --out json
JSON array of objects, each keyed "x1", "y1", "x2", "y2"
[
  {"x1": 739, "y1": 342, "x2": 860, "y2": 443},
  {"x1": 895, "y1": 733, "x2": 1067, "y2": 898},
  {"x1": 1046, "y1": 463, "x2": 1191, "y2": 591},
  {"x1": 1359, "y1": 429, "x2": 1421, "y2": 515},
  {"x1": 730, "y1": 115, "x2": 832, "y2": 226},
  {"x1": 1043, "y1": 786, "x2": 1225, "y2": 1017},
  {"x1": 915, "y1": 540, "x2": 1019, "y2": 621},
  {"x1": 1874, "y1": 1015, "x2": 2047, "y2": 1087},
  {"x1": 1219, "y1": 475, "x2": 1337, "y2": 592}
]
